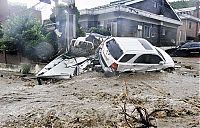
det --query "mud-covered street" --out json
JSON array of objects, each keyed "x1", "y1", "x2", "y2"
[{"x1": 0, "y1": 57, "x2": 199, "y2": 127}]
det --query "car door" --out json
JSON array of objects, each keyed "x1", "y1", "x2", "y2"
[
  {"x1": 133, "y1": 54, "x2": 164, "y2": 72},
  {"x1": 117, "y1": 54, "x2": 136, "y2": 72}
]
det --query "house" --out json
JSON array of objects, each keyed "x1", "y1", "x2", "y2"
[
  {"x1": 176, "y1": 3, "x2": 200, "y2": 44},
  {"x1": 0, "y1": 0, "x2": 9, "y2": 22},
  {"x1": 79, "y1": 0, "x2": 182, "y2": 46}
]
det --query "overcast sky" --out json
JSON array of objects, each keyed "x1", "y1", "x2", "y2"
[{"x1": 8, "y1": 0, "x2": 179, "y2": 19}]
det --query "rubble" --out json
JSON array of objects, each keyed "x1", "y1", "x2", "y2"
[{"x1": 0, "y1": 57, "x2": 199, "y2": 127}]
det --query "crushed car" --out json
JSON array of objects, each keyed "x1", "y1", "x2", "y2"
[
  {"x1": 98, "y1": 37, "x2": 175, "y2": 76},
  {"x1": 36, "y1": 54, "x2": 92, "y2": 84},
  {"x1": 68, "y1": 34, "x2": 106, "y2": 57},
  {"x1": 35, "y1": 33, "x2": 104, "y2": 84},
  {"x1": 165, "y1": 42, "x2": 200, "y2": 57}
]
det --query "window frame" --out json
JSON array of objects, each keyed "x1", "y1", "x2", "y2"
[
  {"x1": 144, "y1": 25, "x2": 151, "y2": 38},
  {"x1": 134, "y1": 54, "x2": 163, "y2": 64},
  {"x1": 119, "y1": 54, "x2": 136, "y2": 62}
]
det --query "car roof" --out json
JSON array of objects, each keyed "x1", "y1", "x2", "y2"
[
  {"x1": 181, "y1": 42, "x2": 200, "y2": 47},
  {"x1": 184, "y1": 42, "x2": 200, "y2": 45},
  {"x1": 109, "y1": 37, "x2": 157, "y2": 54}
]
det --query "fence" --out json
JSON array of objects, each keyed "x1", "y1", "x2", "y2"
[{"x1": 0, "y1": 51, "x2": 32, "y2": 65}]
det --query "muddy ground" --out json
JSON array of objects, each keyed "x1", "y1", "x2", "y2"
[{"x1": 0, "y1": 57, "x2": 199, "y2": 128}]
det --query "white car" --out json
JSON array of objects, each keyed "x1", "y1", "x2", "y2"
[{"x1": 99, "y1": 37, "x2": 174, "y2": 76}]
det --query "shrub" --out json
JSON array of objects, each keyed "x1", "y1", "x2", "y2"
[{"x1": 21, "y1": 64, "x2": 31, "y2": 74}]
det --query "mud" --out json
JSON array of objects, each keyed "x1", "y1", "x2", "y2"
[{"x1": 0, "y1": 57, "x2": 199, "y2": 127}]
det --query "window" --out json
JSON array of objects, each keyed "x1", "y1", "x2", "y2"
[
  {"x1": 120, "y1": 54, "x2": 136, "y2": 62},
  {"x1": 188, "y1": 22, "x2": 192, "y2": 29},
  {"x1": 181, "y1": 43, "x2": 191, "y2": 48},
  {"x1": 134, "y1": 54, "x2": 163, "y2": 64},
  {"x1": 181, "y1": 42, "x2": 200, "y2": 48},
  {"x1": 151, "y1": 33, "x2": 156, "y2": 37},
  {"x1": 162, "y1": 28, "x2": 166, "y2": 35},
  {"x1": 154, "y1": 2, "x2": 158, "y2": 8},
  {"x1": 107, "y1": 23, "x2": 111, "y2": 31},
  {"x1": 106, "y1": 39, "x2": 123, "y2": 60},
  {"x1": 138, "y1": 39, "x2": 153, "y2": 50},
  {"x1": 190, "y1": 43, "x2": 200, "y2": 48},
  {"x1": 155, "y1": 48, "x2": 165, "y2": 61},
  {"x1": 144, "y1": 26, "x2": 150, "y2": 38}
]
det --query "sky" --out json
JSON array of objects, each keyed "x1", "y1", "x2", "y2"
[{"x1": 8, "y1": 0, "x2": 179, "y2": 20}]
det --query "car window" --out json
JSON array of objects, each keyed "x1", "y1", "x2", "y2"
[
  {"x1": 134, "y1": 54, "x2": 162, "y2": 64},
  {"x1": 155, "y1": 48, "x2": 165, "y2": 61},
  {"x1": 138, "y1": 39, "x2": 153, "y2": 50},
  {"x1": 181, "y1": 43, "x2": 191, "y2": 48},
  {"x1": 190, "y1": 43, "x2": 200, "y2": 48},
  {"x1": 106, "y1": 39, "x2": 123, "y2": 60},
  {"x1": 120, "y1": 54, "x2": 136, "y2": 62}
]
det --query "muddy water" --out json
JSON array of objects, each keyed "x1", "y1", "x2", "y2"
[{"x1": 0, "y1": 57, "x2": 199, "y2": 127}]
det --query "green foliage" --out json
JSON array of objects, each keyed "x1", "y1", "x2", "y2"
[
  {"x1": 21, "y1": 64, "x2": 31, "y2": 74},
  {"x1": 46, "y1": 31, "x2": 58, "y2": 52},
  {"x1": 89, "y1": 27, "x2": 111, "y2": 36},
  {"x1": 170, "y1": 0, "x2": 199, "y2": 9},
  {"x1": 0, "y1": 23, "x2": 3, "y2": 38},
  {"x1": 1, "y1": 15, "x2": 46, "y2": 53},
  {"x1": 76, "y1": 24, "x2": 86, "y2": 37},
  {"x1": 75, "y1": 7, "x2": 86, "y2": 37}
]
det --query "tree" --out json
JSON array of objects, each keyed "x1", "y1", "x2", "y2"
[
  {"x1": 73, "y1": 6, "x2": 85, "y2": 37},
  {"x1": 1, "y1": 15, "x2": 46, "y2": 57},
  {"x1": 3, "y1": 16, "x2": 45, "y2": 53}
]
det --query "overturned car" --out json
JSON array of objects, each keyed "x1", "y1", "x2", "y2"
[{"x1": 98, "y1": 37, "x2": 175, "y2": 76}]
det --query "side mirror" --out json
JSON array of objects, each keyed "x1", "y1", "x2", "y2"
[{"x1": 159, "y1": 61, "x2": 164, "y2": 65}]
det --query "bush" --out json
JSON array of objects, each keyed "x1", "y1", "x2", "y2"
[
  {"x1": 1, "y1": 15, "x2": 47, "y2": 55},
  {"x1": 21, "y1": 64, "x2": 31, "y2": 74}
]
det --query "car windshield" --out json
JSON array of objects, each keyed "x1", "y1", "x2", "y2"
[
  {"x1": 181, "y1": 43, "x2": 191, "y2": 48},
  {"x1": 106, "y1": 39, "x2": 123, "y2": 60}
]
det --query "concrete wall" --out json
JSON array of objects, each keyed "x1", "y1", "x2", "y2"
[{"x1": 0, "y1": 52, "x2": 32, "y2": 65}]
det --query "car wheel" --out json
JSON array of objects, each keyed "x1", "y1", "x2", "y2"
[{"x1": 164, "y1": 67, "x2": 175, "y2": 73}]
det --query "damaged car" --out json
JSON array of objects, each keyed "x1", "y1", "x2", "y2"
[{"x1": 98, "y1": 37, "x2": 175, "y2": 76}]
